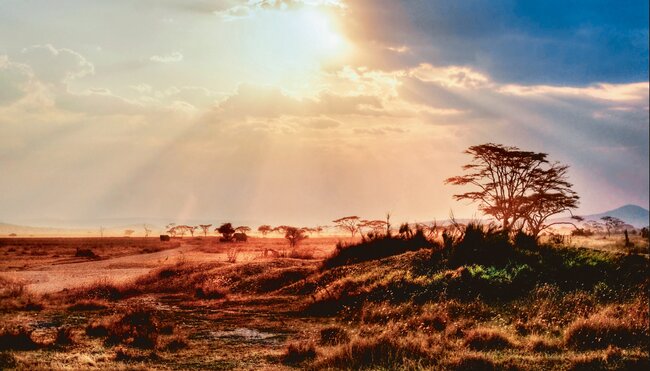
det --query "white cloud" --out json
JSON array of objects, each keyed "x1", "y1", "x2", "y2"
[
  {"x1": 150, "y1": 51, "x2": 184, "y2": 63},
  {"x1": 20, "y1": 44, "x2": 94, "y2": 84}
]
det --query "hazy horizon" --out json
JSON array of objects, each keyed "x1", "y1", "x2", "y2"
[{"x1": 1, "y1": 0, "x2": 648, "y2": 227}]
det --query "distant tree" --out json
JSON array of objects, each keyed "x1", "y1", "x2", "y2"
[
  {"x1": 199, "y1": 224, "x2": 212, "y2": 237},
  {"x1": 314, "y1": 226, "x2": 325, "y2": 235},
  {"x1": 235, "y1": 226, "x2": 251, "y2": 234},
  {"x1": 332, "y1": 216, "x2": 362, "y2": 237},
  {"x1": 360, "y1": 219, "x2": 388, "y2": 238},
  {"x1": 169, "y1": 225, "x2": 192, "y2": 238},
  {"x1": 216, "y1": 223, "x2": 235, "y2": 241},
  {"x1": 258, "y1": 225, "x2": 273, "y2": 236},
  {"x1": 143, "y1": 224, "x2": 151, "y2": 238},
  {"x1": 166, "y1": 223, "x2": 177, "y2": 237},
  {"x1": 188, "y1": 226, "x2": 198, "y2": 237},
  {"x1": 284, "y1": 226, "x2": 309, "y2": 248},
  {"x1": 124, "y1": 229, "x2": 135, "y2": 237},
  {"x1": 99, "y1": 226, "x2": 105, "y2": 238},
  {"x1": 583, "y1": 220, "x2": 604, "y2": 234},
  {"x1": 446, "y1": 143, "x2": 580, "y2": 238},
  {"x1": 600, "y1": 216, "x2": 625, "y2": 237},
  {"x1": 273, "y1": 225, "x2": 291, "y2": 234},
  {"x1": 641, "y1": 226, "x2": 649, "y2": 239}
]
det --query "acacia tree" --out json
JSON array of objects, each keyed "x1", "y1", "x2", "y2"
[
  {"x1": 258, "y1": 225, "x2": 273, "y2": 236},
  {"x1": 332, "y1": 216, "x2": 362, "y2": 237},
  {"x1": 143, "y1": 224, "x2": 152, "y2": 238},
  {"x1": 188, "y1": 226, "x2": 198, "y2": 237},
  {"x1": 235, "y1": 226, "x2": 251, "y2": 235},
  {"x1": 216, "y1": 223, "x2": 235, "y2": 241},
  {"x1": 124, "y1": 229, "x2": 135, "y2": 237},
  {"x1": 284, "y1": 226, "x2": 309, "y2": 248},
  {"x1": 199, "y1": 224, "x2": 212, "y2": 237},
  {"x1": 446, "y1": 143, "x2": 580, "y2": 238},
  {"x1": 601, "y1": 216, "x2": 625, "y2": 237}
]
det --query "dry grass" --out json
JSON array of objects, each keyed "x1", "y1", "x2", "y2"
[
  {"x1": 564, "y1": 300, "x2": 649, "y2": 350},
  {"x1": 463, "y1": 327, "x2": 518, "y2": 351},
  {"x1": 315, "y1": 332, "x2": 432, "y2": 370},
  {"x1": 0, "y1": 235, "x2": 647, "y2": 369},
  {"x1": 282, "y1": 341, "x2": 317, "y2": 365},
  {"x1": 0, "y1": 276, "x2": 44, "y2": 312},
  {"x1": 102, "y1": 307, "x2": 162, "y2": 349},
  {"x1": 319, "y1": 326, "x2": 350, "y2": 345}
]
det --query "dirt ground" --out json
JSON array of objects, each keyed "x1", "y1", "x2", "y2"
[
  {"x1": 0, "y1": 237, "x2": 338, "y2": 294},
  {"x1": 0, "y1": 236, "x2": 342, "y2": 370}
]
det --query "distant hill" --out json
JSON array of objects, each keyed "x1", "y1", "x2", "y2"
[{"x1": 581, "y1": 205, "x2": 649, "y2": 228}]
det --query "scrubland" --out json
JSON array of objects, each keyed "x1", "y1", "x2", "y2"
[{"x1": 0, "y1": 230, "x2": 647, "y2": 370}]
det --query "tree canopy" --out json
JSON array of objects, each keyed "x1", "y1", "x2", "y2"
[{"x1": 446, "y1": 143, "x2": 579, "y2": 237}]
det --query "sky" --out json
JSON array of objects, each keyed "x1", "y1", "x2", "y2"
[{"x1": 0, "y1": 0, "x2": 648, "y2": 228}]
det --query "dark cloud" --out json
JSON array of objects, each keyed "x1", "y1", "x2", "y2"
[{"x1": 341, "y1": 0, "x2": 648, "y2": 85}]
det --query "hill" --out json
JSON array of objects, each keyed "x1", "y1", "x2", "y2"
[{"x1": 582, "y1": 204, "x2": 649, "y2": 228}]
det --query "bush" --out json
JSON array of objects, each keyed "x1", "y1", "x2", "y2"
[
  {"x1": 0, "y1": 326, "x2": 41, "y2": 350},
  {"x1": 282, "y1": 341, "x2": 317, "y2": 364},
  {"x1": 449, "y1": 223, "x2": 516, "y2": 268},
  {"x1": 54, "y1": 326, "x2": 74, "y2": 346},
  {"x1": 103, "y1": 307, "x2": 162, "y2": 349},
  {"x1": 319, "y1": 326, "x2": 350, "y2": 345},
  {"x1": 68, "y1": 299, "x2": 109, "y2": 311},
  {"x1": 194, "y1": 285, "x2": 227, "y2": 300},
  {"x1": 75, "y1": 248, "x2": 99, "y2": 259},
  {"x1": 463, "y1": 328, "x2": 517, "y2": 350},
  {"x1": 315, "y1": 333, "x2": 430, "y2": 369},
  {"x1": 565, "y1": 312, "x2": 648, "y2": 350},
  {"x1": 322, "y1": 232, "x2": 434, "y2": 270}
]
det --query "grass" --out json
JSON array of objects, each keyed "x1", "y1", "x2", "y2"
[
  {"x1": 463, "y1": 327, "x2": 517, "y2": 350},
  {"x1": 282, "y1": 341, "x2": 317, "y2": 365},
  {"x1": 0, "y1": 234, "x2": 647, "y2": 369}
]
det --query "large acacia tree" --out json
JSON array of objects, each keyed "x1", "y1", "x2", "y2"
[{"x1": 445, "y1": 143, "x2": 579, "y2": 238}]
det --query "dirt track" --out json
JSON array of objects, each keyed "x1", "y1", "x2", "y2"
[{"x1": 0, "y1": 243, "x2": 219, "y2": 294}]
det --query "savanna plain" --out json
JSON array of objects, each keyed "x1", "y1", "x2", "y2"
[{"x1": 0, "y1": 225, "x2": 648, "y2": 370}]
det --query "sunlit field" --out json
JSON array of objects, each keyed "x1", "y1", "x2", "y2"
[{"x1": 1, "y1": 229, "x2": 647, "y2": 370}]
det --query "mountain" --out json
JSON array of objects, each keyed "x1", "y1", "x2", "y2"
[{"x1": 581, "y1": 205, "x2": 649, "y2": 228}]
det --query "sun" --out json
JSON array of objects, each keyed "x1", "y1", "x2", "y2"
[{"x1": 225, "y1": 5, "x2": 350, "y2": 91}]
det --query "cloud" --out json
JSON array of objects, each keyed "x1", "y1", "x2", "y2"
[
  {"x1": 338, "y1": 0, "x2": 648, "y2": 85},
  {"x1": 19, "y1": 44, "x2": 94, "y2": 85},
  {"x1": 214, "y1": 83, "x2": 382, "y2": 118},
  {"x1": 302, "y1": 117, "x2": 341, "y2": 129},
  {"x1": 0, "y1": 56, "x2": 33, "y2": 105},
  {"x1": 150, "y1": 51, "x2": 184, "y2": 63}
]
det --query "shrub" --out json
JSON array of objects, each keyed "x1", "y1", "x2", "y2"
[
  {"x1": 564, "y1": 312, "x2": 648, "y2": 350},
  {"x1": 163, "y1": 335, "x2": 189, "y2": 352},
  {"x1": 0, "y1": 352, "x2": 16, "y2": 369},
  {"x1": 463, "y1": 328, "x2": 517, "y2": 350},
  {"x1": 0, "y1": 326, "x2": 41, "y2": 350},
  {"x1": 54, "y1": 326, "x2": 74, "y2": 346},
  {"x1": 449, "y1": 223, "x2": 516, "y2": 268},
  {"x1": 68, "y1": 299, "x2": 109, "y2": 311},
  {"x1": 445, "y1": 354, "x2": 498, "y2": 371},
  {"x1": 322, "y1": 232, "x2": 434, "y2": 270},
  {"x1": 75, "y1": 248, "x2": 99, "y2": 259},
  {"x1": 194, "y1": 285, "x2": 227, "y2": 300},
  {"x1": 86, "y1": 321, "x2": 109, "y2": 338},
  {"x1": 315, "y1": 333, "x2": 430, "y2": 369},
  {"x1": 282, "y1": 341, "x2": 317, "y2": 364},
  {"x1": 319, "y1": 326, "x2": 350, "y2": 345},
  {"x1": 103, "y1": 307, "x2": 162, "y2": 349}
]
